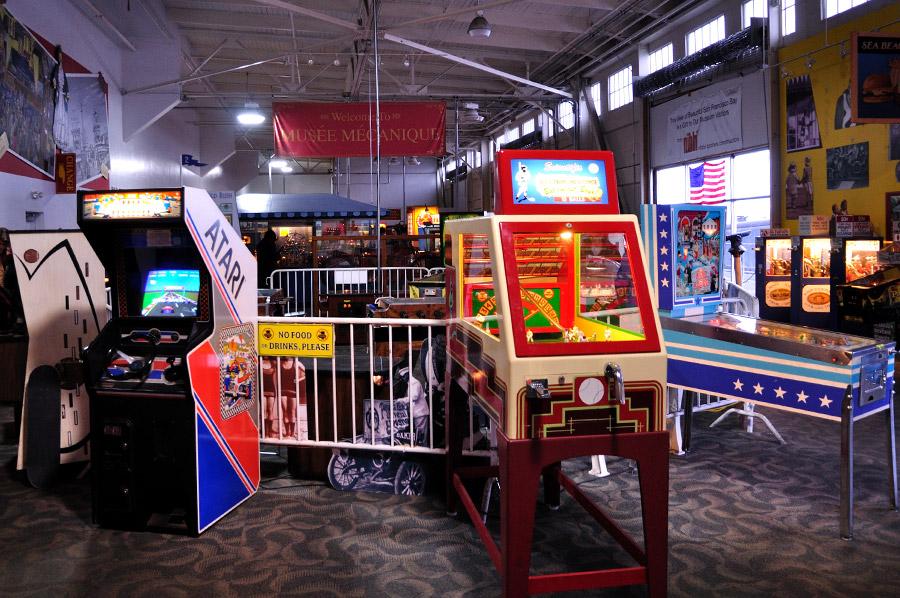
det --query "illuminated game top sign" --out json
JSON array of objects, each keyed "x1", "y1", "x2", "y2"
[
  {"x1": 495, "y1": 150, "x2": 619, "y2": 215},
  {"x1": 80, "y1": 189, "x2": 183, "y2": 220}
]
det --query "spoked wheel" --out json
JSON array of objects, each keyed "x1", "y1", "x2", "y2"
[
  {"x1": 394, "y1": 460, "x2": 426, "y2": 496},
  {"x1": 327, "y1": 452, "x2": 359, "y2": 491}
]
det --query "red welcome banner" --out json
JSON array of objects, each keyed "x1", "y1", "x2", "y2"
[{"x1": 273, "y1": 101, "x2": 446, "y2": 158}]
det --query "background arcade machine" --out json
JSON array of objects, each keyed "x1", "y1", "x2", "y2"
[
  {"x1": 790, "y1": 235, "x2": 884, "y2": 330},
  {"x1": 755, "y1": 234, "x2": 793, "y2": 322},
  {"x1": 77, "y1": 188, "x2": 259, "y2": 535},
  {"x1": 444, "y1": 150, "x2": 669, "y2": 596}
]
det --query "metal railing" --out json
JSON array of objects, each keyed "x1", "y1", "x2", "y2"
[
  {"x1": 269, "y1": 266, "x2": 442, "y2": 316},
  {"x1": 257, "y1": 315, "x2": 488, "y2": 456}
]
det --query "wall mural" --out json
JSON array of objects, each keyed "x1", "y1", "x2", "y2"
[
  {"x1": 0, "y1": 7, "x2": 57, "y2": 175},
  {"x1": 826, "y1": 142, "x2": 869, "y2": 190},
  {"x1": 786, "y1": 75, "x2": 822, "y2": 152},
  {"x1": 55, "y1": 74, "x2": 109, "y2": 185}
]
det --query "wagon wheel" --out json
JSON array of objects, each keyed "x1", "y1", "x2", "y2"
[
  {"x1": 327, "y1": 452, "x2": 359, "y2": 491},
  {"x1": 394, "y1": 460, "x2": 426, "y2": 496}
]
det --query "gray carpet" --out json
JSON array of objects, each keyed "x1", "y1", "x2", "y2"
[{"x1": 1, "y1": 403, "x2": 899, "y2": 597}]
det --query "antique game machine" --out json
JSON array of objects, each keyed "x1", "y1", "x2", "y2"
[
  {"x1": 444, "y1": 150, "x2": 669, "y2": 596},
  {"x1": 790, "y1": 235, "x2": 884, "y2": 330},
  {"x1": 78, "y1": 187, "x2": 259, "y2": 535},
  {"x1": 755, "y1": 234, "x2": 793, "y2": 322}
]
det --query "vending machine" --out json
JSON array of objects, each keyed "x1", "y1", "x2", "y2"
[
  {"x1": 791, "y1": 236, "x2": 883, "y2": 329},
  {"x1": 755, "y1": 235, "x2": 793, "y2": 322},
  {"x1": 444, "y1": 150, "x2": 669, "y2": 596},
  {"x1": 640, "y1": 203, "x2": 726, "y2": 317},
  {"x1": 78, "y1": 187, "x2": 259, "y2": 535}
]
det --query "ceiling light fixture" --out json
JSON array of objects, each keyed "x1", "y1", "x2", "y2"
[
  {"x1": 237, "y1": 101, "x2": 265, "y2": 125},
  {"x1": 467, "y1": 10, "x2": 491, "y2": 38},
  {"x1": 307, "y1": 57, "x2": 314, "y2": 65},
  {"x1": 270, "y1": 159, "x2": 288, "y2": 169},
  {"x1": 280, "y1": 166, "x2": 293, "y2": 173},
  {"x1": 403, "y1": 55, "x2": 410, "y2": 68},
  {"x1": 333, "y1": 57, "x2": 341, "y2": 66},
  {"x1": 406, "y1": 156, "x2": 421, "y2": 166}
]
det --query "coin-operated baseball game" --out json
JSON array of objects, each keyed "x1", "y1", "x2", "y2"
[
  {"x1": 77, "y1": 188, "x2": 259, "y2": 535},
  {"x1": 444, "y1": 150, "x2": 669, "y2": 596}
]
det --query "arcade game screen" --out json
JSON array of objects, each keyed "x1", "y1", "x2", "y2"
[
  {"x1": 674, "y1": 209, "x2": 722, "y2": 299},
  {"x1": 81, "y1": 190, "x2": 183, "y2": 220},
  {"x1": 510, "y1": 158, "x2": 608, "y2": 204},
  {"x1": 141, "y1": 269, "x2": 200, "y2": 317},
  {"x1": 844, "y1": 239, "x2": 883, "y2": 282}
]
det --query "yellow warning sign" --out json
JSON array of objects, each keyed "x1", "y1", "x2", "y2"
[{"x1": 258, "y1": 323, "x2": 334, "y2": 358}]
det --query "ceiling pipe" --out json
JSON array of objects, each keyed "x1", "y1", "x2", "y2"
[{"x1": 383, "y1": 33, "x2": 571, "y2": 98}]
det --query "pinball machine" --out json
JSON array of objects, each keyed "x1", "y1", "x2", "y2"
[
  {"x1": 444, "y1": 150, "x2": 669, "y2": 596},
  {"x1": 77, "y1": 187, "x2": 259, "y2": 535}
]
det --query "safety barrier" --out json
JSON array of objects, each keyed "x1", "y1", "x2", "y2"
[
  {"x1": 257, "y1": 315, "x2": 490, "y2": 456},
  {"x1": 269, "y1": 266, "x2": 442, "y2": 316}
]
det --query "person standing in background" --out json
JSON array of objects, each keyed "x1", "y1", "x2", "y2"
[{"x1": 255, "y1": 228, "x2": 279, "y2": 288}]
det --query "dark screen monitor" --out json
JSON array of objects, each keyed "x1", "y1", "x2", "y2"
[{"x1": 141, "y1": 269, "x2": 200, "y2": 317}]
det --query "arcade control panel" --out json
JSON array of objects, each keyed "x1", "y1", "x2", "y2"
[{"x1": 84, "y1": 318, "x2": 199, "y2": 395}]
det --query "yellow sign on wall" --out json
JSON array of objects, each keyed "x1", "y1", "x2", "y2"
[{"x1": 258, "y1": 323, "x2": 334, "y2": 358}]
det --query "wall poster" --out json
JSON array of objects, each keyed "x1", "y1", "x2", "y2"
[
  {"x1": 0, "y1": 6, "x2": 57, "y2": 175},
  {"x1": 54, "y1": 74, "x2": 109, "y2": 186},
  {"x1": 786, "y1": 75, "x2": 822, "y2": 152},
  {"x1": 887, "y1": 191, "x2": 900, "y2": 243},
  {"x1": 826, "y1": 142, "x2": 869, "y2": 190},
  {"x1": 661, "y1": 83, "x2": 743, "y2": 164},
  {"x1": 850, "y1": 32, "x2": 900, "y2": 124}
]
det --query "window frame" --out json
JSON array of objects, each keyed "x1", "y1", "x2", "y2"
[
  {"x1": 686, "y1": 14, "x2": 726, "y2": 56},
  {"x1": 648, "y1": 43, "x2": 674, "y2": 74},
  {"x1": 607, "y1": 65, "x2": 634, "y2": 111}
]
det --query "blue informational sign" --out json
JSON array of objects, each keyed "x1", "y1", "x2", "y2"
[{"x1": 508, "y1": 158, "x2": 609, "y2": 205}]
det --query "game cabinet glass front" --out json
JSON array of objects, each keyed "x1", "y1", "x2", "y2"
[{"x1": 755, "y1": 236, "x2": 792, "y2": 322}]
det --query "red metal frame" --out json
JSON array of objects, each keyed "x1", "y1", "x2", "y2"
[
  {"x1": 499, "y1": 221, "x2": 661, "y2": 358},
  {"x1": 494, "y1": 150, "x2": 620, "y2": 216}
]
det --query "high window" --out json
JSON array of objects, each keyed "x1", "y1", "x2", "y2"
[
  {"x1": 782, "y1": 0, "x2": 796, "y2": 36},
  {"x1": 741, "y1": 0, "x2": 766, "y2": 29},
  {"x1": 607, "y1": 66, "x2": 633, "y2": 111},
  {"x1": 547, "y1": 109, "x2": 555, "y2": 138},
  {"x1": 825, "y1": 0, "x2": 869, "y2": 18},
  {"x1": 648, "y1": 43, "x2": 674, "y2": 74},
  {"x1": 558, "y1": 101, "x2": 575, "y2": 130},
  {"x1": 686, "y1": 15, "x2": 725, "y2": 55},
  {"x1": 521, "y1": 118, "x2": 535, "y2": 136},
  {"x1": 590, "y1": 82, "x2": 603, "y2": 116}
]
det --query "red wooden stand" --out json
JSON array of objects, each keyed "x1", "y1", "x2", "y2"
[{"x1": 447, "y1": 420, "x2": 669, "y2": 596}]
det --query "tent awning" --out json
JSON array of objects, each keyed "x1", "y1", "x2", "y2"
[{"x1": 237, "y1": 193, "x2": 386, "y2": 220}]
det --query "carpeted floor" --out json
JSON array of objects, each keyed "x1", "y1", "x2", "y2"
[{"x1": 0, "y1": 403, "x2": 898, "y2": 597}]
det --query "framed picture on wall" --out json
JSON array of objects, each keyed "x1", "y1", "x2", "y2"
[
  {"x1": 887, "y1": 191, "x2": 900, "y2": 243},
  {"x1": 850, "y1": 32, "x2": 900, "y2": 124}
]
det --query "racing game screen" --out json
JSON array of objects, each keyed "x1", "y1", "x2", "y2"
[{"x1": 141, "y1": 269, "x2": 200, "y2": 317}]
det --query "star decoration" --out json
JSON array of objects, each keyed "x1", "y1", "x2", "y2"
[
  {"x1": 659, "y1": 213, "x2": 668, "y2": 222},
  {"x1": 796, "y1": 390, "x2": 808, "y2": 403},
  {"x1": 819, "y1": 395, "x2": 832, "y2": 408},
  {"x1": 660, "y1": 230, "x2": 668, "y2": 239},
  {"x1": 660, "y1": 246, "x2": 669, "y2": 255},
  {"x1": 661, "y1": 262, "x2": 669, "y2": 271},
  {"x1": 661, "y1": 277, "x2": 669, "y2": 287},
  {"x1": 733, "y1": 379, "x2": 744, "y2": 391},
  {"x1": 774, "y1": 386, "x2": 786, "y2": 399},
  {"x1": 753, "y1": 382, "x2": 763, "y2": 395}
]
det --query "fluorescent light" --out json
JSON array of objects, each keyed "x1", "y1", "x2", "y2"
[
  {"x1": 269, "y1": 159, "x2": 288, "y2": 168},
  {"x1": 206, "y1": 165, "x2": 222, "y2": 176},
  {"x1": 280, "y1": 166, "x2": 293, "y2": 173},
  {"x1": 237, "y1": 102, "x2": 264, "y2": 125}
]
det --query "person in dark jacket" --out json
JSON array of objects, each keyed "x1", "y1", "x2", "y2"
[{"x1": 255, "y1": 229, "x2": 279, "y2": 288}]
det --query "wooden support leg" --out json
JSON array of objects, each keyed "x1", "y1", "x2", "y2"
[
  {"x1": 500, "y1": 436, "x2": 540, "y2": 598},
  {"x1": 542, "y1": 462, "x2": 561, "y2": 510},
  {"x1": 637, "y1": 435, "x2": 670, "y2": 597}
]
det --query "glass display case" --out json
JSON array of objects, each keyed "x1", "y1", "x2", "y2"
[
  {"x1": 755, "y1": 236, "x2": 793, "y2": 322},
  {"x1": 791, "y1": 236, "x2": 883, "y2": 330}
]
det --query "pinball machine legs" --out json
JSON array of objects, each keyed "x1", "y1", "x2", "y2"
[{"x1": 447, "y1": 423, "x2": 669, "y2": 596}]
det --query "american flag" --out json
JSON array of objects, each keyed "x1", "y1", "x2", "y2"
[{"x1": 689, "y1": 160, "x2": 727, "y2": 204}]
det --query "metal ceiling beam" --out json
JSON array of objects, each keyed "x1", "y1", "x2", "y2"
[
  {"x1": 250, "y1": 0, "x2": 360, "y2": 31},
  {"x1": 383, "y1": 33, "x2": 571, "y2": 98},
  {"x1": 74, "y1": 0, "x2": 136, "y2": 51},
  {"x1": 187, "y1": 38, "x2": 231, "y2": 77},
  {"x1": 389, "y1": 0, "x2": 517, "y2": 29}
]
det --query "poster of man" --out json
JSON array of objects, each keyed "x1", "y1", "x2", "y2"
[
  {"x1": 826, "y1": 142, "x2": 869, "y2": 190},
  {"x1": 786, "y1": 75, "x2": 822, "y2": 152},
  {"x1": 785, "y1": 161, "x2": 812, "y2": 219},
  {"x1": 261, "y1": 356, "x2": 308, "y2": 440},
  {"x1": 0, "y1": 7, "x2": 57, "y2": 174}
]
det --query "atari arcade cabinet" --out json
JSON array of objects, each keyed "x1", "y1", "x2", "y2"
[
  {"x1": 444, "y1": 150, "x2": 669, "y2": 595},
  {"x1": 78, "y1": 188, "x2": 259, "y2": 535}
]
